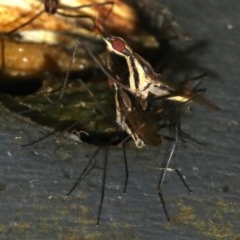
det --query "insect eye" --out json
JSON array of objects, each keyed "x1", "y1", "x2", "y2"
[{"x1": 111, "y1": 38, "x2": 126, "y2": 53}]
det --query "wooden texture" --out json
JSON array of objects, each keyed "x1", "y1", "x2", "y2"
[{"x1": 0, "y1": 1, "x2": 240, "y2": 239}]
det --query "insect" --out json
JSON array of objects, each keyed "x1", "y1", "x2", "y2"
[
  {"x1": 112, "y1": 79, "x2": 204, "y2": 221},
  {"x1": 102, "y1": 34, "x2": 220, "y2": 111},
  {"x1": 59, "y1": 17, "x2": 219, "y2": 224},
  {"x1": 0, "y1": 0, "x2": 183, "y2": 132},
  {"x1": 66, "y1": 71, "x2": 195, "y2": 223},
  {"x1": 0, "y1": 3, "x2": 219, "y2": 224}
]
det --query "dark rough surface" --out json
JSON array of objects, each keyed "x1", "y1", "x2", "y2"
[{"x1": 1, "y1": 1, "x2": 240, "y2": 239}]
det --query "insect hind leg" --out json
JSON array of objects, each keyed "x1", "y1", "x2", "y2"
[
  {"x1": 96, "y1": 147, "x2": 109, "y2": 225},
  {"x1": 66, "y1": 147, "x2": 101, "y2": 196},
  {"x1": 158, "y1": 125, "x2": 193, "y2": 221},
  {"x1": 157, "y1": 128, "x2": 178, "y2": 221}
]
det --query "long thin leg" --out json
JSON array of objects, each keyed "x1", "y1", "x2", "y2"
[
  {"x1": 158, "y1": 127, "x2": 178, "y2": 221},
  {"x1": 67, "y1": 147, "x2": 101, "y2": 195},
  {"x1": 20, "y1": 129, "x2": 57, "y2": 147},
  {"x1": 59, "y1": 41, "x2": 81, "y2": 101},
  {"x1": 59, "y1": 38, "x2": 131, "y2": 101},
  {"x1": 175, "y1": 168, "x2": 192, "y2": 192},
  {"x1": 96, "y1": 147, "x2": 108, "y2": 225},
  {"x1": 1, "y1": 35, "x2": 5, "y2": 71},
  {"x1": 122, "y1": 143, "x2": 129, "y2": 193},
  {"x1": 5, "y1": 10, "x2": 44, "y2": 36}
]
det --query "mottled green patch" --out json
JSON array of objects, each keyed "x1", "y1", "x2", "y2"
[
  {"x1": 163, "y1": 197, "x2": 240, "y2": 240},
  {"x1": 0, "y1": 74, "x2": 119, "y2": 146},
  {"x1": 0, "y1": 224, "x2": 7, "y2": 233}
]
